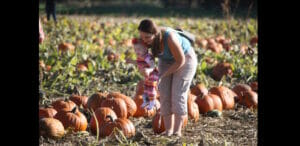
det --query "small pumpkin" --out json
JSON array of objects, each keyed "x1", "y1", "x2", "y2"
[
  {"x1": 54, "y1": 107, "x2": 88, "y2": 132},
  {"x1": 52, "y1": 98, "x2": 77, "y2": 112},
  {"x1": 212, "y1": 62, "x2": 233, "y2": 81},
  {"x1": 77, "y1": 63, "x2": 88, "y2": 72},
  {"x1": 87, "y1": 92, "x2": 108, "y2": 112},
  {"x1": 240, "y1": 90, "x2": 258, "y2": 108},
  {"x1": 209, "y1": 86, "x2": 236, "y2": 110},
  {"x1": 39, "y1": 118, "x2": 65, "y2": 139},
  {"x1": 101, "y1": 97, "x2": 127, "y2": 118},
  {"x1": 99, "y1": 116, "x2": 135, "y2": 138},
  {"x1": 250, "y1": 36, "x2": 258, "y2": 46},
  {"x1": 58, "y1": 42, "x2": 75, "y2": 52},
  {"x1": 107, "y1": 92, "x2": 137, "y2": 118},
  {"x1": 39, "y1": 106, "x2": 57, "y2": 119},
  {"x1": 69, "y1": 94, "x2": 88, "y2": 109},
  {"x1": 90, "y1": 107, "x2": 117, "y2": 135},
  {"x1": 187, "y1": 92, "x2": 199, "y2": 122},
  {"x1": 152, "y1": 110, "x2": 165, "y2": 134},
  {"x1": 232, "y1": 84, "x2": 252, "y2": 102},
  {"x1": 195, "y1": 94, "x2": 215, "y2": 114},
  {"x1": 196, "y1": 38, "x2": 208, "y2": 49},
  {"x1": 190, "y1": 83, "x2": 208, "y2": 97}
]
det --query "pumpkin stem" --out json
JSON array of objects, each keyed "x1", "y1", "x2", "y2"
[{"x1": 71, "y1": 106, "x2": 77, "y2": 113}]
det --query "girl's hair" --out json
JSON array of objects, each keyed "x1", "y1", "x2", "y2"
[{"x1": 138, "y1": 19, "x2": 163, "y2": 57}]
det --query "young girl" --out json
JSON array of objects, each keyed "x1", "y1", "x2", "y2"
[{"x1": 127, "y1": 38, "x2": 159, "y2": 110}]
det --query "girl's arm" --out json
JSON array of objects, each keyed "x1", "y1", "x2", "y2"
[{"x1": 159, "y1": 32, "x2": 185, "y2": 79}]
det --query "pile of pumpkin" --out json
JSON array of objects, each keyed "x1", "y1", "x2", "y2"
[
  {"x1": 39, "y1": 92, "x2": 137, "y2": 140},
  {"x1": 189, "y1": 82, "x2": 258, "y2": 118},
  {"x1": 39, "y1": 80, "x2": 258, "y2": 140},
  {"x1": 195, "y1": 35, "x2": 258, "y2": 54}
]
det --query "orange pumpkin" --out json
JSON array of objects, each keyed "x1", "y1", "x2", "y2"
[
  {"x1": 196, "y1": 38, "x2": 208, "y2": 49},
  {"x1": 90, "y1": 107, "x2": 117, "y2": 135},
  {"x1": 87, "y1": 92, "x2": 107, "y2": 112},
  {"x1": 210, "y1": 94, "x2": 223, "y2": 112},
  {"x1": 101, "y1": 97, "x2": 127, "y2": 118},
  {"x1": 209, "y1": 86, "x2": 236, "y2": 110},
  {"x1": 69, "y1": 94, "x2": 88, "y2": 109},
  {"x1": 195, "y1": 94, "x2": 215, "y2": 114},
  {"x1": 190, "y1": 83, "x2": 208, "y2": 97},
  {"x1": 58, "y1": 42, "x2": 75, "y2": 52},
  {"x1": 99, "y1": 116, "x2": 135, "y2": 138},
  {"x1": 232, "y1": 84, "x2": 252, "y2": 102},
  {"x1": 39, "y1": 106, "x2": 57, "y2": 119},
  {"x1": 250, "y1": 36, "x2": 258, "y2": 46},
  {"x1": 187, "y1": 92, "x2": 199, "y2": 122},
  {"x1": 212, "y1": 62, "x2": 233, "y2": 81},
  {"x1": 54, "y1": 107, "x2": 88, "y2": 132},
  {"x1": 77, "y1": 63, "x2": 88, "y2": 72},
  {"x1": 152, "y1": 110, "x2": 165, "y2": 134},
  {"x1": 107, "y1": 92, "x2": 137, "y2": 118},
  {"x1": 39, "y1": 118, "x2": 65, "y2": 139},
  {"x1": 52, "y1": 98, "x2": 77, "y2": 112},
  {"x1": 240, "y1": 90, "x2": 258, "y2": 108}
]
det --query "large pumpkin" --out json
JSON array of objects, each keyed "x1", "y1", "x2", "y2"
[
  {"x1": 90, "y1": 107, "x2": 117, "y2": 135},
  {"x1": 99, "y1": 116, "x2": 135, "y2": 138},
  {"x1": 209, "y1": 86, "x2": 236, "y2": 109},
  {"x1": 190, "y1": 83, "x2": 208, "y2": 97},
  {"x1": 69, "y1": 94, "x2": 88, "y2": 109},
  {"x1": 210, "y1": 94, "x2": 223, "y2": 112},
  {"x1": 232, "y1": 84, "x2": 252, "y2": 102},
  {"x1": 240, "y1": 90, "x2": 258, "y2": 108},
  {"x1": 195, "y1": 94, "x2": 215, "y2": 114},
  {"x1": 107, "y1": 92, "x2": 137, "y2": 118},
  {"x1": 212, "y1": 62, "x2": 233, "y2": 81},
  {"x1": 133, "y1": 95, "x2": 160, "y2": 117},
  {"x1": 101, "y1": 97, "x2": 127, "y2": 118},
  {"x1": 39, "y1": 118, "x2": 65, "y2": 139},
  {"x1": 187, "y1": 92, "x2": 199, "y2": 122},
  {"x1": 54, "y1": 107, "x2": 88, "y2": 132},
  {"x1": 52, "y1": 98, "x2": 76, "y2": 112},
  {"x1": 152, "y1": 110, "x2": 165, "y2": 134},
  {"x1": 39, "y1": 106, "x2": 57, "y2": 119},
  {"x1": 87, "y1": 92, "x2": 107, "y2": 112}
]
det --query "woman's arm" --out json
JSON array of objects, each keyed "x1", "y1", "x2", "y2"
[{"x1": 160, "y1": 32, "x2": 185, "y2": 79}]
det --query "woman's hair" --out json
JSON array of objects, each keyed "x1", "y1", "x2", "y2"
[{"x1": 138, "y1": 19, "x2": 163, "y2": 57}]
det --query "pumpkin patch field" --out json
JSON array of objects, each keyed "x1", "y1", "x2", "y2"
[{"x1": 39, "y1": 15, "x2": 257, "y2": 145}]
